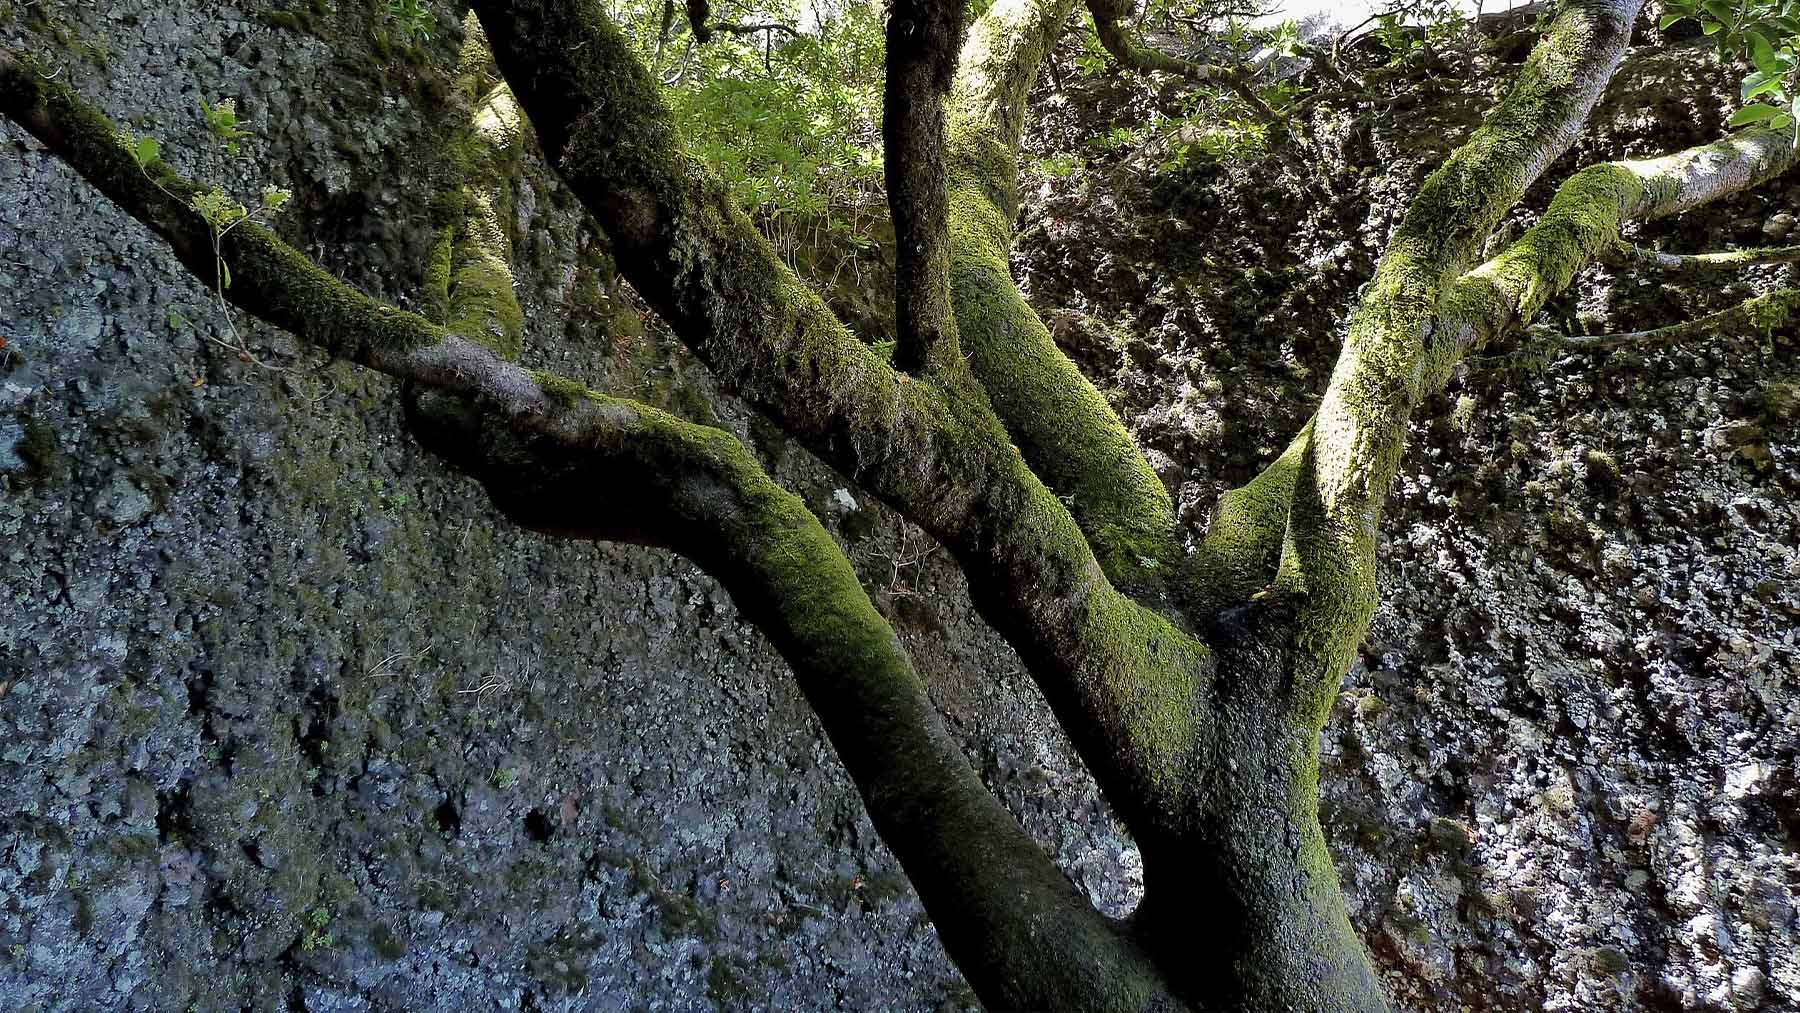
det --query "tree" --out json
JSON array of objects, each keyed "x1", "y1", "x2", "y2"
[{"x1": 2, "y1": 0, "x2": 1795, "y2": 1008}]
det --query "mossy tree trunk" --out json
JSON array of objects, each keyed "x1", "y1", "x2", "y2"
[{"x1": 8, "y1": 0, "x2": 1799, "y2": 1007}]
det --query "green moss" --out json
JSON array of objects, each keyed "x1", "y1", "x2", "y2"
[
  {"x1": 371, "y1": 922, "x2": 408, "y2": 960},
  {"x1": 945, "y1": 137, "x2": 1178, "y2": 592},
  {"x1": 1761, "y1": 378, "x2": 1800, "y2": 421},
  {"x1": 531, "y1": 370, "x2": 593, "y2": 408},
  {"x1": 1746, "y1": 289, "x2": 1799, "y2": 333},
  {"x1": 1187, "y1": 421, "x2": 1310, "y2": 609},
  {"x1": 706, "y1": 958, "x2": 753, "y2": 1003},
  {"x1": 1079, "y1": 585, "x2": 1209, "y2": 782},
  {"x1": 16, "y1": 417, "x2": 62, "y2": 482},
  {"x1": 419, "y1": 23, "x2": 527, "y2": 358}
]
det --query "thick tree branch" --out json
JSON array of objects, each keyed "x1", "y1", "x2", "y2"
[
  {"x1": 945, "y1": 0, "x2": 1182, "y2": 594},
  {"x1": 0, "y1": 56, "x2": 1180, "y2": 1010},
  {"x1": 465, "y1": 0, "x2": 1216, "y2": 839},
  {"x1": 884, "y1": 0, "x2": 969, "y2": 376},
  {"x1": 1268, "y1": 0, "x2": 1643, "y2": 708},
  {"x1": 422, "y1": 15, "x2": 526, "y2": 357},
  {"x1": 1438, "y1": 127, "x2": 1800, "y2": 356}
]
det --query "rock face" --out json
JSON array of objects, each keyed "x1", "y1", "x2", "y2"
[{"x1": 0, "y1": 5, "x2": 1794, "y2": 1013}]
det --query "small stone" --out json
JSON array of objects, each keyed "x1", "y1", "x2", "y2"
[
  {"x1": 1731, "y1": 966, "x2": 1767, "y2": 1005},
  {"x1": 0, "y1": 424, "x2": 24, "y2": 472},
  {"x1": 95, "y1": 474, "x2": 153, "y2": 527}
]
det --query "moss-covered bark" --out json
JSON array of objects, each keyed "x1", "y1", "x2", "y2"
[
  {"x1": 944, "y1": 0, "x2": 1181, "y2": 595},
  {"x1": 1271, "y1": 0, "x2": 1642, "y2": 713},
  {"x1": 421, "y1": 15, "x2": 526, "y2": 358},
  {"x1": 1439, "y1": 126, "x2": 1800, "y2": 356},
  {"x1": 883, "y1": 0, "x2": 968, "y2": 377},
  {"x1": 19, "y1": 0, "x2": 1800, "y2": 1007},
  {"x1": 410, "y1": 384, "x2": 1181, "y2": 1013}
]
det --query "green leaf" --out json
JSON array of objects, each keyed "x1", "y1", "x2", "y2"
[
  {"x1": 1660, "y1": 13, "x2": 1689, "y2": 29},
  {"x1": 1752, "y1": 31, "x2": 1780, "y2": 74},
  {"x1": 1730, "y1": 102, "x2": 1783, "y2": 124},
  {"x1": 1702, "y1": 1, "x2": 1736, "y2": 28},
  {"x1": 1744, "y1": 70, "x2": 1783, "y2": 100},
  {"x1": 219, "y1": 261, "x2": 232, "y2": 290},
  {"x1": 132, "y1": 136, "x2": 160, "y2": 168},
  {"x1": 1703, "y1": 20, "x2": 1724, "y2": 34}
]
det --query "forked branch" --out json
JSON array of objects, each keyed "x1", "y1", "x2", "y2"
[
  {"x1": 1438, "y1": 127, "x2": 1800, "y2": 356},
  {"x1": 1211, "y1": 0, "x2": 1644, "y2": 703},
  {"x1": 468, "y1": 0, "x2": 1216, "y2": 838}
]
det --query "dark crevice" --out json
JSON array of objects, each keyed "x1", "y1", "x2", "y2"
[{"x1": 523, "y1": 808, "x2": 554, "y2": 843}]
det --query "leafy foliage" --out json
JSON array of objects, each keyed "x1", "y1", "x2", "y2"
[
  {"x1": 387, "y1": 0, "x2": 436, "y2": 43},
  {"x1": 199, "y1": 97, "x2": 250, "y2": 154},
  {"x1": 1663, "y1": 0, "x2": 1800, "y2": 140},
  {"x1": 1367, "y1": 0, "x2": 1473, "y2": 65},
  {"x1": 613, "y1": 0, "x2": 889, "y2": 256}
]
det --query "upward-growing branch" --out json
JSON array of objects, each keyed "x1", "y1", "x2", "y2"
[
  {"x1": 945, "y1": 0, "x2": 1181, "y2": 594},
  {"x1": 1269, "y1": 0, "x2": 1645, "y2": 717},
  {"x1": 422, "y1": 14, "x2": 526, "y2": 357},
  {"x1": 884, "y1": 0, "x2": 969, "y2": 376},
  {"x1": 467, "y1": 0, "x2": 1218, "y2": 842}
]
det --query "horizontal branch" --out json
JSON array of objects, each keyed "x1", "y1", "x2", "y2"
[
  {"x1": 683, "y1": 0, "x2": 795, "y2": 42},
  {"x1": 1438, "y1": 126, "x2": 1800, "y2": 357},
  {"x1": 0, "y1": 53, "x2": 1178, "y2": 1010},
  {"x1": 1607, "y1": 239, "x2": 1800, "y2": 272},
  {"x1": 1557, "y1": 287, "x2": 1800, "y2": 349}
]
